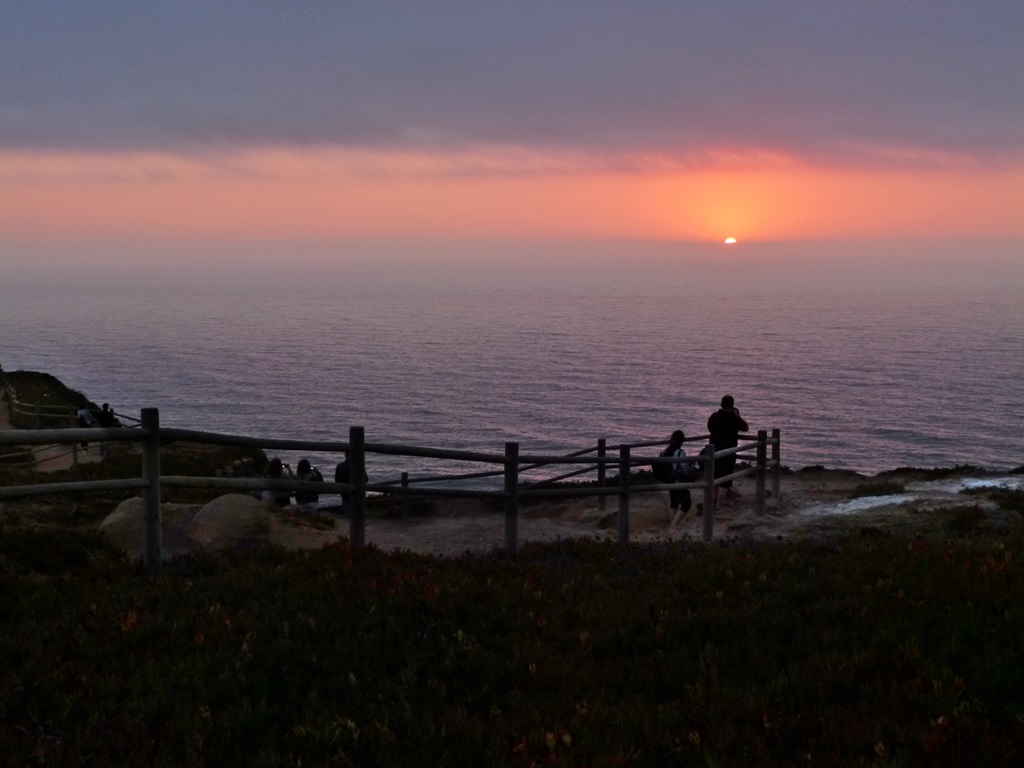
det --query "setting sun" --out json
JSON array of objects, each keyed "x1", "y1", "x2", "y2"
[{"x1": 724, "y1": 237, "x2": 737, "y2": 244}]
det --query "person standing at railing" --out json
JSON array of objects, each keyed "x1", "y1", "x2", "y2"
[
  {"x1": 261, "y1": 457, "x2": 294, "y2": 508},
  {"x1": 707, "y1": 395, "x2": 749, "y2": 510},
  {"x1": 334, "y1": 451, "x2": 368, "y2": 516},
  {"x1": 75, "y1": 405, "x2": 92, "y2": 448},
  {"x1": 294, "y1": 458, "x2": 324, "y2": 514},
  {"x1": 662, "y1": 430, "x2": 697, "y2": 526},
  {"x1": 97, "y1": 403, "x2": 116, "y2": 456}
]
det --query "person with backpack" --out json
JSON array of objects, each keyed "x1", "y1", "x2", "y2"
[
  {"x1": 658, "y1": 430, "x2": 696, "y2": 525},
  {"x1": 294, "y1": 458, "x2": 324, "y2": 514},
  {"x1": 75, "y1": 405, "x2": 92, "y2": 448}
]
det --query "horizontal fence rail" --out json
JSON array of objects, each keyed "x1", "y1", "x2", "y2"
[{"x1": 0, "y1": 407, "x2": 781, "y2": 574}]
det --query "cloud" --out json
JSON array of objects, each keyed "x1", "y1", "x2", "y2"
[{"x1": 1, "y1": 1, "x2": 1021, "y2": 167}]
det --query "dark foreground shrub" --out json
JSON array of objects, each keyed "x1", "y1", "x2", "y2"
[
  {"x1": 937, "y1": 504, "x2": 988, "y2": 536},
  {"x1": 1, "y1": 536, "x2": 1022, "y2": 767}
]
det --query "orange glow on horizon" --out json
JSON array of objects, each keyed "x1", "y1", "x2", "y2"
[{"x1": 1, "y1": 148, "x2": 1021, "y2": 245}]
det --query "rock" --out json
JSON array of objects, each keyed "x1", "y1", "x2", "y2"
[
  {"x1": 99, "y1": 497, "x2": 199, "y2": 559},
  {"x1": 187, "y1": 493, "x2": 272, "y2": 549},
  {"x1": 578, "y1": 508, "x2": 618, "y2": 528}
]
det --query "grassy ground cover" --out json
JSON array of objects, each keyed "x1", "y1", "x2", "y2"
[{"x1": 2, "y1": 511, "x2": 1022, "y2": 767}]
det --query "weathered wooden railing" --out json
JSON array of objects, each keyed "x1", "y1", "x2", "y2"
[
  {"x1": 4, "y1": 386, "x2": 77, "y2": 429},
  {"x1": 0, "y1": 408, "x2": 782, "y2": 574},
  {"x1": 1, "y1": 383, "x2": 138, "y2": 468}
]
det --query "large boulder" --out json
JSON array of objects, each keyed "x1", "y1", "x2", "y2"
[
  {"x1": 187, "y1": 493, "x2": 272, "y2": 550},
  {"x1": 99, "y1": 497, "x2": 199, "y2": 559}
]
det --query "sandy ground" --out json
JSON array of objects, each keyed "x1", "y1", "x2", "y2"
[{"x1": 261, "y1": 468, "x2": 1024, "y2": 558}]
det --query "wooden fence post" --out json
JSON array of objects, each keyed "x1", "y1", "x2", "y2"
[
  {"x1": 504, "y1": 441, "x2": 519, "y2": 555},
  {"x1": 349, "y1": 426, "x2": 366, "y2": 548},
  {"x1": 771, "y1": 428, "x2": 781, "y2": 507},
  {"x1": 597, "y1": 438, "x2": 607, "y2": 512},
  {"x1": 755, "y1": 430, "x2": 767, "y2": 516},
  {"x1": 141, "y1": 408, "x2": 162, "y2": 575},
  {"x1": 702, "y1": 443, "x2": 715, "y2": 543},
  {"x1": 617, "y1": 444, "x2": 630, "y2": 545},
  {"x1": 400, "y1": 471, "x2": 409, "y2": 518}
]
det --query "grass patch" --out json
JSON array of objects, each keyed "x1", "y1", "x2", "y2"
[
  {"x1": 1, "y1": 533, "x2": 1023, "y2": 766},
  {"x1": 988, "y1": 488, "x2": 1024, "y2": 515},
  {"x1": 848, "y1": 480, "x2": 906, "y2": 499},
  {"x1": 935, "y1": 504, "x2": 988, "y2": 536}
]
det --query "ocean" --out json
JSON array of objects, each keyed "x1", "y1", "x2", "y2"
[{"x1": 2, "y1": 240, "x2": 1021, "y2": 484}]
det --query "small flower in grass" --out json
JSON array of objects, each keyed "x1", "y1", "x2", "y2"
[
  {"x1": 874, "y1": 741, "x2": 886, "y2": 757},
  {"x1": 688, "y1": 730, "x2": 700, "y2": 746},
  {"x1": 118, "y1": 610, "x2": 138, "y2": 631},
  {"x1": 561, "y1": 732, "x2": 572, "y2": 748},
  {"x1": 545, "y1": 732, "x2": 557, "y2": 750},
  {"x1": 529, "y1": 661, "x2": 537, "y2": 674}
]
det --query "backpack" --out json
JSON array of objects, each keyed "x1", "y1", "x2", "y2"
[
  {"x1": 674, "y1": 450, "x2": 699, "y2": 482},
  {"x1": 652, "y1": 450, "x2": 676, "y2": 482}
]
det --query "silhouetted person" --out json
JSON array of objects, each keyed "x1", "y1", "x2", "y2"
[
  {"x1": 662, "y1": 429, "x2": 696, "y2": 526},
  {"x1": 261, "y1": 457, "x2": 293, "y2": 508},
  {"x1": 334, "y1": 452, "x2": 368, "y2": 515},
  {"x1": 76, "y1": 406, "x2": 92, "y2": 448},
  {"x1": 97, "y1": 403, "x2": 116, "y2": 456},
  {"x1": 707, "y1": 395, "x2": 749, "y2": 510},
  {"x1": 294, "y1": 458, "x2": 324, "y2": 514}
]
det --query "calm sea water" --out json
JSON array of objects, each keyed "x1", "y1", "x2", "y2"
[{"x1": 2, "y1": 241, "x2": 1021, "y2": 483}]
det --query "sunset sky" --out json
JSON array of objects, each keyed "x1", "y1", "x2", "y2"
[{"x1": 1, "y1": 1, "x2": 1022, "y2": 263}]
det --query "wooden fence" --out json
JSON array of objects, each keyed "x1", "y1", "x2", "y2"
[
  {"x1": 1, "y1": 385, "x2": 138, "y2": 469},
  {"x1": 0, "y1": 408, "x2": 782, "y2": 575},
  {"x1": 5, "y1": 388, "x2": 77, "y2": 429}
]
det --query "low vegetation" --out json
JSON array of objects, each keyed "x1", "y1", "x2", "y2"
[
  {"x1": 848, "y1": 481, "x2": 906, "y2": 499},
  {"x1": 2, "y1": 490, "x2": 1023, "y2": 766}
]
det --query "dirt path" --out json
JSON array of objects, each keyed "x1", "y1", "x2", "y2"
[
  {"x1": 263, "y1": 469, "x2": 1024, "y2": 557},
  {"x1": 0, "y1": 400, "x2": 102, "y2": 472}
]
